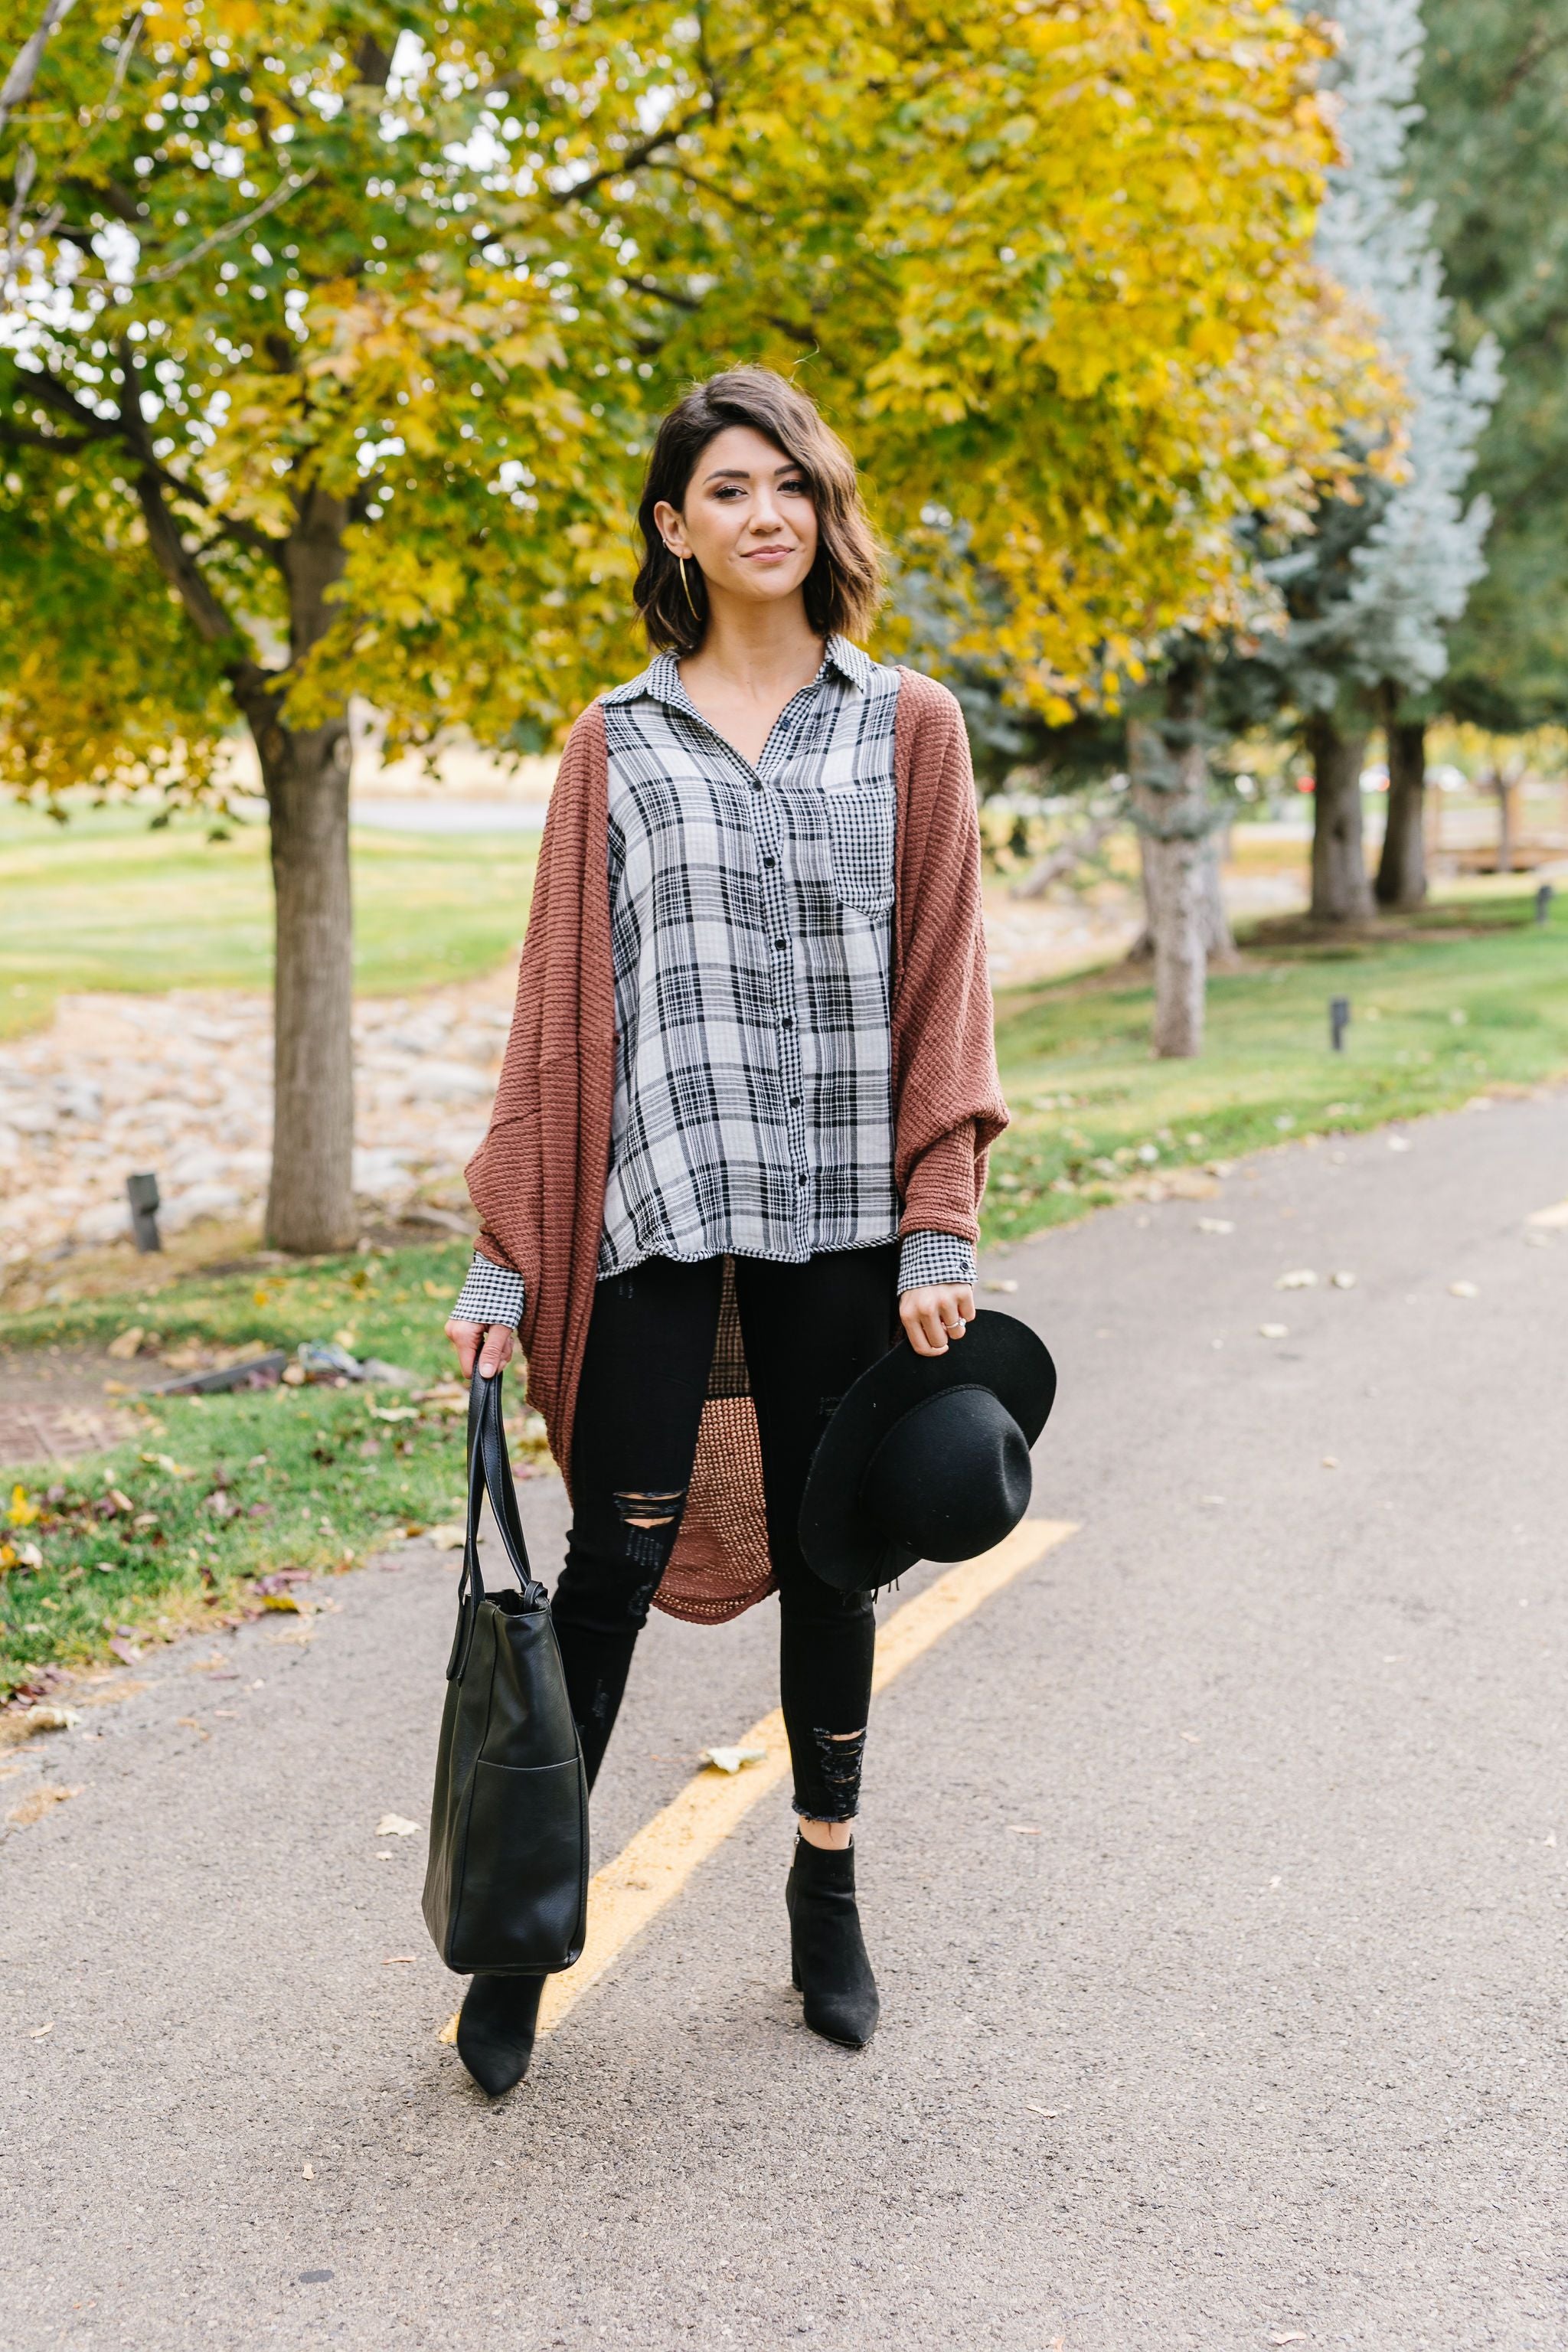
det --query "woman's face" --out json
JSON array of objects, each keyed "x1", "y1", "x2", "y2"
[{"x1": 654, "y1": 424, "x2": 819, "y2": 614}]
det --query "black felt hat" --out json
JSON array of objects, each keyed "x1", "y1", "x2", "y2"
[{"x1": 798, "y1": 1312, "x2": 1057, "y2": 1593}]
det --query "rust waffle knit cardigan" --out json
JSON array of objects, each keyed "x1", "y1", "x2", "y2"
[{"x1": 466, "y1": 665, "x2": 1008, "y2": 1623}]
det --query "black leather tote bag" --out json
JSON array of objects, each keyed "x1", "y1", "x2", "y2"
[{"x1": 422, "y1": 1365, "x2": 588, "y2": 1977}]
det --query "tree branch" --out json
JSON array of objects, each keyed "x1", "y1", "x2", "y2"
[
  {"x1": 15, "y1": 358, "x2": 284, "y2": 560},
  {"x1": 0, "y1": 418, "x2": 95, "y2": 452},
  {"x1": 1498, "y1": 22, "x2": 1568, "y2": 104},
  {"x1": 0, "y1": 0, "x2": 76, "y2": 142},
  {"x1": 621, "y1": 270, "x2": 819, "y2": 349},
  {"x1": 138, "y1": 166, "x2": 318, "y2": 287},
  {"x1": 543, "y1": 102, "x2": 712, "y2": 207}
]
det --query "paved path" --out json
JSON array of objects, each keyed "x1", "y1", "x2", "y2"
[{"x1": 3, "y1": 1093, "x2": 1566, "y2": 2351}]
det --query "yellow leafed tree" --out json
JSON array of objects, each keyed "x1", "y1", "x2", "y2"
[{"x1": 2, "y1": 0, "x2": 1384, "y2": 1245}]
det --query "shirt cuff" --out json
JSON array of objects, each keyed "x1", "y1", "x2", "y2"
[
  {"x1": 451, "y1": 1253, "x2": 526, "y2": 1330},
  {"x1": 897, "y1": 1230, "x2": 977, "y2": 1295}
]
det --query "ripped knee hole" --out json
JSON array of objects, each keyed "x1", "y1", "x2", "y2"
[{"x1": 613, "y1": 1486, "x2": 687, "y2": 1531}]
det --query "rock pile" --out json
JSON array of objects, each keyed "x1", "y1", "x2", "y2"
[{"x1": 0, "y1": 965, "x2": 519, "y2": 1266}]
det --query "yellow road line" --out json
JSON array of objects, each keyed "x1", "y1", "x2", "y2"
[{"x1": 535, "y1": 1516, "x2": 1078, "y2": 2036}]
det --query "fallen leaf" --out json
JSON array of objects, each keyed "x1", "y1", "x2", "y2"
[
  {"x1": 8, "y1": 1785, "x2": 81, "y2": 1827},
  {"x1": 438, "y1": 2012, "x2": 460, "y2": 2046},
  {"x1": 983, "y1": 1279, "x2": 1019, "y2": 1294},
  {"x1": 1023, "y1": 2102, "x2": 1057, "y2": 2117},
  {"x1": 1526, "y1": 1200, "x2": 1568, "y2": 1230},
  {"x1": 1269, "y1": 2336, "x2": 1308, "y2": 2347},
  {"x1": 139, "y1": 1452, "x2": 193, "y2": 1478},
  {"x1": 1449, "y1": 1280, "x2": 1478, "y2": 1299},
  {"x1": 12, "y1": 1541, "x2": 42, "y2": 1570},
  {"x1": 702, "y1": 1745, "x2": 768, "y2": 1775},
  {"x1": 1259, "y1": 1322, "x2": 1289, "y2": 1340},
  {"x1": 7, "y1": 1484, "x2": 40, "y2": 1528},
  {"x1": 381, "y1": 1955, "x2": 417, "y2": 1964},
  {"x1": 108, "y1": 1636, "x2": 142, "y2": 1664},
  {"x1": 1179, "y1": 1731, "x2": 1201, "y2": 1745},
  {"x1": 1276, "y1": 1269, "x2": 1318, "y2": 1290},
  {"x1": 1321, "y1": 1455, "x2": 1339, "y2": 1468},
  {"x1": 332, "y1": 1328, "x2": 358, "y2": 1350},
  {"x1": 369, "y1": 1404, "x2": 420, "y2": 1424},
  {"x1": 375, "y1": 1812, "x2": 420, "y2": 1838},
  {"x1": 261, "y1": 1592, "x2": 306, "y2": 1615},
  {"x1": 1005, "y1": 1824, "x2": 1041, "y2": 1835},
  {"x1": 1387, "y1": 1135, "x2": 1412, "y2": 1152},
  {"x1": 1196, "y1": 1217, "x2": 1233, "y2": 1235},
  {"x1": 302, "y1": 2161, "x2": 315, "y2": 2180},
  {"x1": 175, "y1": 1717, "x2": 212, "y2": 1742},
  {"x1": 1162, "y1": 1167, "x2": 1219, "y2": 1200},
  {"x1": 1330, "y1": 1271, "x2": 1357, "y2": 1289},
  {"x1": 29, "y1": 2020, "x2": 54, "y2": 2039},
  {"x1": 17, "y1": 1707, "x2": 80, "y2": 1736},
  {"x1": 426, "y1": 1523, "x2": 466, "y2": 1550},
  {"x1": 106, "y1": 1327, "x2": 145, "y2": 1361}
]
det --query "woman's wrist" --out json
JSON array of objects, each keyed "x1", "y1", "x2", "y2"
[
  {"x1": 897, "y1": 1229, "x2": 976, "y2": 1295},
  {"x1": 450, "y1": 1253, "x2": 525, "y2": 1331}
]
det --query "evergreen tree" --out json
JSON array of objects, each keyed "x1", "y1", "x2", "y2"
[
  {"x1": 1251, "y1": 0, "x2": 1499, "y2": 915},
  {"x1": 1414, "y1": 0, "x2": 1568, "y2": 734}
]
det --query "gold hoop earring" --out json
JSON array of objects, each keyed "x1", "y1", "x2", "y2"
[{"x1": 678, "y1": 555, "x2": 700, "y2": 619}]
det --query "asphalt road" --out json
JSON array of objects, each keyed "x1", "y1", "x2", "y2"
[{"x1": 3, "y1": 1091, "x2": 1566, "y2": 2352}]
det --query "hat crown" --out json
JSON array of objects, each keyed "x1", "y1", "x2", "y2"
[{"x1": 858, "y1": 1385, "x2": 1032, "y2": 1565}]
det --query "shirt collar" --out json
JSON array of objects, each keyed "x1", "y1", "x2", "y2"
[{"x1": 603, "y1": 635, "x2": 871, "y2": 710}]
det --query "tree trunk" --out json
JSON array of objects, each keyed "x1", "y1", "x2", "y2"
[
  {"x1": 240, "y1": 485, "x2": 357, "y2": 1254},
  {"x1": 1199, "y1": 823, "x2": 1237, "y2": 964},
  {"x1": 1375, "y1": 697, "x2": 1427, "y2": 910},
  {"x1": 1490, "y1": 769, "x2": 1517, "y2": 874},
  {"x1": 1129, "y1": 672, "x2": 1209, "y2": 1058},
  {"x1": 244, "y1": 698, "x2": 357, "y2": 1253},
  {"x1": 1307, "y1": 714, "x2": 1374, "y2": 923}
]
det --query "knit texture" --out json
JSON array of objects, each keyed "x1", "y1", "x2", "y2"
[{"x1": 465, "y1": 665, "x2": 1007, "y2": 1624}]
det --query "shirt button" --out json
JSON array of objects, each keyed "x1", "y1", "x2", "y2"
[
  {"x1": 752, "y1": 780, "x2": 763, "y2": 792},
  {"x1": 781, "y1": 1014, "x2": 794, "y2": 1028},
  {"x1": 797, "y1": 1174, "x2": 808, "y2": 1187},
  {"x1": 773, "y1": 939, "x2": 786, "y2": 951},
  {"x1": 789, "y1": 1095, "x2": 802, "y2": 1108},
  {"x1": 763, "y1": 854, "x2": 776, "y2": 868}
]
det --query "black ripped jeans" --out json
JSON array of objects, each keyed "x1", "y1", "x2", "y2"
[{"x1": 551, "y1": 1246, "x2": 898, "y2": 1823}]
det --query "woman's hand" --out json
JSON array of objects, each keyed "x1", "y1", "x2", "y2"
[
  {"x1": 899, "y1": 1283, "x2": 976, "y2": 1359},
  {"x1": 446, "y1": 1318, "x2": 516, "y2": 1380}
]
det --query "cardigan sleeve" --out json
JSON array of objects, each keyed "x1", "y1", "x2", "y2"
[
  {"x1": 463, "y1": 710, "x2": 603, "y2": 1318},
  {"x1": 891, "y1": 675, "x2": 1009, "y2": 1247}
]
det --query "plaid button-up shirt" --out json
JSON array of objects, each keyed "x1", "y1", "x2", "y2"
[{"x1": 453, "y1": 638, "x2": 975, "y2": 1330}]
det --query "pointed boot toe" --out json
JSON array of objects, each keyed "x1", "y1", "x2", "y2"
[
  {"x1": 786, "y1": 1836, "x2": 880, "y2": 2050},
  {"x1": 456, "y1": 1971, "x2": 545, "y2": 2097}
]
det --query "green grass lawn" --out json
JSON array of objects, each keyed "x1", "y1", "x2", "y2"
[
  {"x1": 3, "y1": 885, "x2": 1566, "y2": 1703},
  {"x1": 0, "y1": 799, "x2": 537, "y2": 1038},
  {"x1": 983, "y1": 890, "x2": 1568, "y2": 1240},
  {"x1": 0, "y1": 1240, "x2": 547, "y2": 1705}
]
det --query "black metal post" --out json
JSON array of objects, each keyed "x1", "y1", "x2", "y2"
[
  {"x1": 1330, "y1": 995, "x2": 1351, "y2": 1052},
  {"x1": 1536, "y1": 882, "x2": 1555, "y2": 926},
  {"x1": 126, "y1": 1171, "x2": 162, "y2": 1253}
]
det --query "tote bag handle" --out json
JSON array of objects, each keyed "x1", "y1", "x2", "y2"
[{"x1": 447, "y1": 1364, "x2": 549, "y2": 1681}]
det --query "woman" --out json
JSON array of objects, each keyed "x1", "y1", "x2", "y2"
[{"x1": 446, "y1": 366, "x2": 1007, "y2": 2094}]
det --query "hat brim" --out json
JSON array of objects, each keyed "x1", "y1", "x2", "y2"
[{"x1": 798, "y1": 1310, "x2": 1057, "y2": 1592}]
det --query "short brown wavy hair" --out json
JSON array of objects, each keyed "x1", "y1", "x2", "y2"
[{"x1": 632, "y1": 368, "x2": 883, "y2": 655}]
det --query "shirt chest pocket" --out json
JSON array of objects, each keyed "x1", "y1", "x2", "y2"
[{"x1": 821, "y1": 782, "x2": 895, "y2": 918}]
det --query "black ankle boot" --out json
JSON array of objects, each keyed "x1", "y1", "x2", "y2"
[
  {"x1": 785, "y1": 1834, "x2": 880, "y2": 2050},
  {"x1": 456, "y1": 1972, "x2": 545, "y2": 2097}
]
